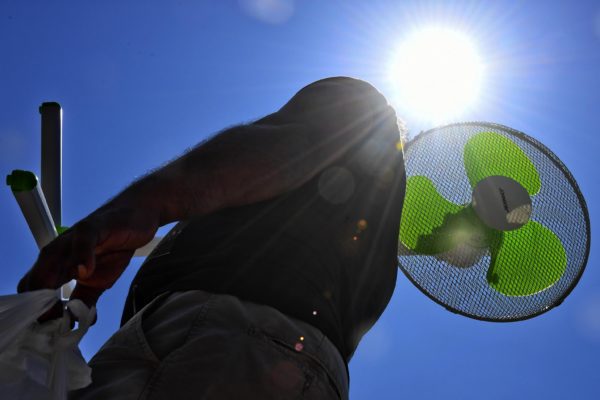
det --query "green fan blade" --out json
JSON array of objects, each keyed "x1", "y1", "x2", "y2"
[
  {"x1": 415, "y1": 206, "x2": 490, "y2": 255},
  {"x1": 487, "y1": 221, "x2": 567, "y2": 296},
  {"x1": 400, "y1": 176, "x2": 466, "y2": 254},
  {"x1": 464, "y1": 132, "x2": 541, "y2": 195}
]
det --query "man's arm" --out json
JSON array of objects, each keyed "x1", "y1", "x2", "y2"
[
  {"x1": 129, "y1": 76, "x2": 396, "y2": 224},
  {"x1": 17, "y1": 77, "x2": 397, "y2": 310},
  {"x1": 128, "y1": 121, "x2": 319, "y2": 226}
]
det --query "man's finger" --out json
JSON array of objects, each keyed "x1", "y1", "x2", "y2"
[
  {"x1": 70, "y1": 283, "x2": 104, "y2": 309},
  {"x1": 19, "y1": 238, "x2": 71, "y2": 292},
  {"x1": 78, "y1": 250, "x2": 136, "y2": 290},
  {"x1": 69, "y1": 221, "x2": 99, "y2": 280},
  {"x1": 69, "y1": 284, "x2": 101, "y2": 326}
]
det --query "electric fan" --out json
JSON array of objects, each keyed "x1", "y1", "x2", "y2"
[{"x1": 398, "y1": 122, "x2": 590, "y2": 321}]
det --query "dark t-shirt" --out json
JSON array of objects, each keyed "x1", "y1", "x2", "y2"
[{"x1": 121, "y1": 105, "x2": 406, "y2": 363}]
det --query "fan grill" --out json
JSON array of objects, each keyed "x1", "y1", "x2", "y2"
[{"x1": 399, "y1": 122, "x2": 590, "y2": 321}]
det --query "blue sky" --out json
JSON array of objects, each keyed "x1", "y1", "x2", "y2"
[{"x1": 1, "y1": 1, "x2": 599, "y2": 399}]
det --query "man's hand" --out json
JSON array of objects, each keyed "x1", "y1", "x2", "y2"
[{"x1": 17, "y1": 203, "x2": 160, "y2": 320}]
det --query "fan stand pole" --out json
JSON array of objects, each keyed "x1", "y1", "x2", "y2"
[{"x1": 40, "y1": 103, "x2": 62, "y2": 230}]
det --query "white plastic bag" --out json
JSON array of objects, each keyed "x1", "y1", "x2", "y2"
[{"x1": 0, "y1": 289, "x2": 95, "y2": 400}]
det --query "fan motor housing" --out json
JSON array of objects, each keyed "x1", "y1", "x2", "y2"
[{"x1": 471, "y1": 175, "x2": 532, "y2": 231}]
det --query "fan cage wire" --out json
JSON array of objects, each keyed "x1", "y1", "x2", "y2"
[{"x1": 398, "y1": 121, "x2": 591, "y2": 322}]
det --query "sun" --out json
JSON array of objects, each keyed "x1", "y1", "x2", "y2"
[{"x1": 389, "y1": 27, "x2": 484, "y2": 122}]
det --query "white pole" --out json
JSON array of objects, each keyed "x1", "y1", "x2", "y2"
[
  {"x1": 6, "y1": 170, "x2": 57, "y2": 249},
  {"x1": 5, "y1": 170, "x2": 74, "y2": 299}
]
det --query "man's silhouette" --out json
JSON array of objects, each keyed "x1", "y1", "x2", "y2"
[{"x1": 19, "y1": 77, "x2": 406, "y2": 399}]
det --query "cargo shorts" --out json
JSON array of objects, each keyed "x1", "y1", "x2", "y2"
[{"x1": 69, "y1": 290, "x2": 348, "y2": 400}]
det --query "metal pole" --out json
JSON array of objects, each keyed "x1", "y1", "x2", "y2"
[{"x1": 40, "y1": 102, "x2": 62, "y2": 228}]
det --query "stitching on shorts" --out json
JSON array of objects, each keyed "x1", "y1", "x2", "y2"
[
  {"x1": 312, "y1": 334, "x2": 346, "y2": 399},
  {"x1": 134, "y1": 312, "x2": 160, "y2": 365},
  {"x1": 182, "y1": 293, "x2": 215, "y2": 343},
  {"x1": 138, "y1": 293, "x2": 215, "y2": 400}
]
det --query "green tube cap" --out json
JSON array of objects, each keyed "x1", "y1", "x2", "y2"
[{"x1": 6, "y1": 170, "x2": 38, "y2": 192}]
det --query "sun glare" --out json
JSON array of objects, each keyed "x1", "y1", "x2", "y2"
[{"x1": 389, "y1": 27, "x2": 484, "y2": 122}]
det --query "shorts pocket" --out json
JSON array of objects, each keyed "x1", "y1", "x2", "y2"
[{"x1": 249, "y1": 327, "x2": 341, "y2": 399}]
